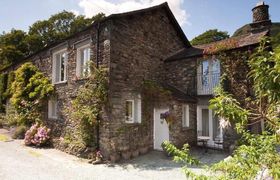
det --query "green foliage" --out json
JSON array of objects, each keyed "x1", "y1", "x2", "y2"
[
  {"x1": 249, "y1": 39, "x2": 280, "y2": 103},
  {"x1": 67, "y1": 64, "x2": 108, "y2": 148},
  {"x1": 0, "y1": 73, "x2": 8, "y2": 112},
  {"x1": 0, "y1": 30, "x2": 29, "y2": 68},
  {"x1": 211, "y1": 132, "x2": 280, "y2": 179},
  {"x1": 10, "y1": 62, "x2": 54, "y2": 125},
  {"x1": 209, "y1": 87, "x2": 249, "y2": 133},
  {"x1": 191, "y1": 29, "x2": 229, "y2": 46}
]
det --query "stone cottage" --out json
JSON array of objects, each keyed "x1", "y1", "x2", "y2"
[{"x1": 0, "y1": 2, "x2": 273, "y2": 160}]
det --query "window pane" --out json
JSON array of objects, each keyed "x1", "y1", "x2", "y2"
[
  {"x1": 202, "y1": 61, "x2": 209, "y2": 86},
  {"x1": 202, "y1": 109, "x2": 209, "y2": 136},
  {"x1": 55, "y1": 54, "x2": 60, "y2": 83},
  {"x1": 60, "y1": 53, "x2": 66, "y2": 81},
  {"x1": 126, "y1": 101, "x2": 133, "y2": 120},
  {"x1": 83, "y1": 48, "x2": 91, "y2": 77}
]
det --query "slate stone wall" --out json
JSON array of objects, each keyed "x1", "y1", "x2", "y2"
[{"x1": 105, "y1": 7, "x2": 192, "y2": 160}]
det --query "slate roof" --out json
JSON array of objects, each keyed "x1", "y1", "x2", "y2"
[{"x1": 165, "y1": 30, "x2": 269, "y2": 62}]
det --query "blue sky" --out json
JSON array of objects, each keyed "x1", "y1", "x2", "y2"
[{"x1": 0, "y1": 0, "x2": 279, "y2": 40}]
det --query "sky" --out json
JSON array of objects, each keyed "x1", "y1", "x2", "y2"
[{"x1": 0, "y1": 0, "x2": 279, "y2": 40}]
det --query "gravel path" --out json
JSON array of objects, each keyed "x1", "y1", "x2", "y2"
[{"x1": 0, "y1": 129, "x2": 228, "y2": 180}]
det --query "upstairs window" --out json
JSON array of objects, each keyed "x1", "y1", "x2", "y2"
[
  {"x1": 52, "y1": 50, "x2": 67, "y2": 84},
  {"x1": 197, "y1": 59, "x2": 220, "y2": 95},
  {"x1": 125, "y1": 95, "x2": 142, "y2": 123},
  {"x1": 76, "y1": 45, "x2": 91, "y2": 78}
]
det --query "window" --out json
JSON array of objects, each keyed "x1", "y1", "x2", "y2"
[
  {"x1": 48, "y1": 97, "x2": 58, "y2": 119},
  {"x1": 76, "y1": 45, "x2": 91, "y2": 78},
  {"x1": 125, "y1": 100, "x2": 134, "y2": 122},
  {"x1": 182, "y1": 104, "x2": 190, "y2": 127},
  {"x1": 52, "y1": 50, "x2": 67, "y2": 84},
  {"x1": 197, "y1": 59, "x2": 220, "y2": 95},
  {"x1": 125, "y1": 95, "x2": 142, "y2": 123}
]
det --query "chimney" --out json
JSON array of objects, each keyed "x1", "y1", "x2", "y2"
[{"x1": 250, "y1": 1, "x2": 271, "y2": 33}]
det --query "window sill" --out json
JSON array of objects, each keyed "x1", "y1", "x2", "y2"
[
  {"x1": 125, "y1": 120, "x2": 141, "y2": 124},
  {"x1": 75, "y1": 77, "x2": 90, "y2": 82},
  {"x1": 48, "y1": 117, "x2": 58, "y2": 120},
  {"x1": 53, "y1": 81, "x2": 67, "y2": 85},
  {"x1": 182, "y1": 127, "x2": 192, "y2": 131}
]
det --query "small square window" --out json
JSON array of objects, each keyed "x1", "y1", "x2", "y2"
[
  {"x1": 182, "y1": 104, "x2": 190, "y2": 127},
  {"x1": 48, "y1": 97, "x2": 58, "y2": 119}
]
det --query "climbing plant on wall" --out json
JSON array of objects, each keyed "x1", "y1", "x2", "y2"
[
  {"x1": 10, "y1": 62, "x2": 54, "y2": 125},
  {"x1": 67, "y1": 64, "x2": 108, "y2": 149}
]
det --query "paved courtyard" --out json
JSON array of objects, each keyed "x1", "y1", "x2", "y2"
[{"x1": 0, "y1": 128, "x2": 228, "y2": 180}]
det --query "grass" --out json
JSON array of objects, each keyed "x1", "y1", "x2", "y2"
[{"x1": 0, "y1": 134, "x2": 9, "y2": 141}]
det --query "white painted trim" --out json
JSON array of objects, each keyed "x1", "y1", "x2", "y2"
[
  {"x1": 125, "y1": 100, "x2": 135, "y2": 123},
  {"x1": 52, "y1": 48, "x2": 68, "y2": 84},
  {"x1": 197, "y1": 105, "x2": 223, "y2": 146}
]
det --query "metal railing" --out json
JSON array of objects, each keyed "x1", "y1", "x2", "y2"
[{"x1": 197, "y1": 73, "x2": 220, "y2": 95}]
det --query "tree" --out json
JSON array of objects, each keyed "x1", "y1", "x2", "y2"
[
  {"x1": 0, "y1": 11, "x2": 105, "y2": 70},
  {"x1": 191, "y1": 29, "x2": 229, "y2": 46},
  {"x1": 0, "y1": 29, "x2": 29, "y2": 68}
]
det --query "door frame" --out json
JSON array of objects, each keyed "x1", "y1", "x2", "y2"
[
  {"x1": 153, "y1": 108, "x2": 170, "y2": 150},
  {"x1": 197, "y1": 105, "x2": 223, "y2": 146}
]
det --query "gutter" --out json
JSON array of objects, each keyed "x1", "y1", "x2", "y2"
[{"x1": 96, "y1": 22, "x2": 100, "y2": 150}]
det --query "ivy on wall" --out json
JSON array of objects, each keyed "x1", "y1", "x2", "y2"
[{"x1": 66, "y1": 64, "x2": 109, "y2": 149}]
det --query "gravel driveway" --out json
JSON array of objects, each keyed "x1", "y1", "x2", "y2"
[{"x1": 0, "y1": 129, "x2": 228, "y2": 180}]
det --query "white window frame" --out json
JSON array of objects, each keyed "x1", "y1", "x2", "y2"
[
  {"x1": 125, "y1": 95, "x2": 142, "y2": 123},
  {"x1": 48, "y1": 97, "x2": 58, "y2": 119},
  {"x1": 182, "y1": 104, "x2": 190, "y2": 127},
  {"x1": 76, "y1": 44, "x2": 91, "y2": 78},
  {"x1": 52, "y1": 49, "x2": 67, "y2": 84}
]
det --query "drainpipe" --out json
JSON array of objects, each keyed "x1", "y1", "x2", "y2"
[{"x1": 96, "y1": 22, "x2": 100, "y2": 150}]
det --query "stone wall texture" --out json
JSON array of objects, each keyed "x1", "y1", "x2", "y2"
[{"x1": 1, "y1": 6, "x2": 198, "y2": 161}]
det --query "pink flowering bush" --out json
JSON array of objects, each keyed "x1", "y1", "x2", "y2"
[{"x1": 24, "y1": 123, "x2": 51, "y2": 146}]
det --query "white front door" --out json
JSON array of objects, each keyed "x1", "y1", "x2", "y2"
[{"x1": 154, "y1": 108, "x2": 169, "y2": 150}]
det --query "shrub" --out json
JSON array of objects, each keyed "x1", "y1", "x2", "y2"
[
  {"x1": 24, "y1": 123, "x2": 51, "y2": 147},
  {"x1": 12, "y1": 125, "x2": 28, "y2": 139},
  {"x1": 0, "y1": 114, "x2": 4, "y2": 128}
]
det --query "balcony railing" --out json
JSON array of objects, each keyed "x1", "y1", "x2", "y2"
[{"x1": 197, "y1": 73, "x2": 220, "y2": 95}]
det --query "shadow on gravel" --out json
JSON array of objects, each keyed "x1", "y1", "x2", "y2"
[{"x1": 106, "y1": 148, "x2": 228, "y2": 172}]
